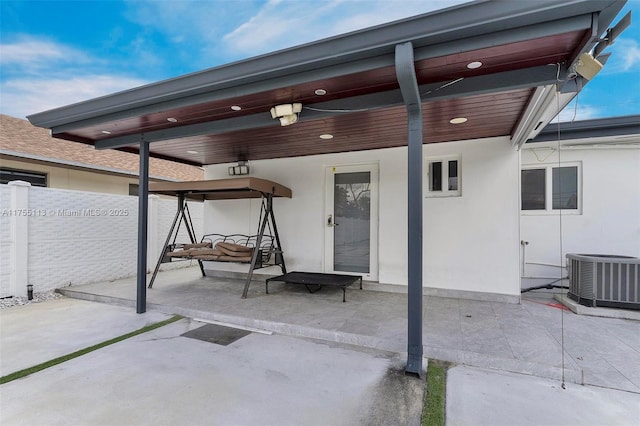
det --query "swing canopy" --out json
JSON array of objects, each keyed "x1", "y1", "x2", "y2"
[{"x1": 148, "y1": 177, "x2": 292, "y2": 201}]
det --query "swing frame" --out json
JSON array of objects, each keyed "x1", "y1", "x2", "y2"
[{"x1": 147, "y1": 177, "x2": 291, "y2": 298}]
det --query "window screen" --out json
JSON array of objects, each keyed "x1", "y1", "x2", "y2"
[
  {"x1": 552, "y1": 166, "x2": 578, "y2": 209},
  {"x1": 521, "y1": 169, "x2": 545, "y2": 210},
  {"x1": 429, "y1": 161, "x2": 442, "y2": 192},
  {"x1": 448, "y1": 160, "x2": 458, "y2": 191}
]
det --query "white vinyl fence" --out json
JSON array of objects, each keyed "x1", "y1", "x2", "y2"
[{"x1": 0, "y1": 181, "x2": 203, "y2": 298}]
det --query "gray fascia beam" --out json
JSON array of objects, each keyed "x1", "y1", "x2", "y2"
[
  {"x1": 421, "y1": 63, "x2": 567, "y2": 102},
  {"x1": 413, "y1": 14, "x2": 593, "y2": 62},
  {"x1": 564, "y1": 2, "x2": 626, "y2": 82},
  {"x1": 29, "y1": 1, "x2": 616, "y2": 131},
  {"x1": 94, "y1": 113, "x2": 276, "y2": 150},
  {"x1": 93, "y1": 64, "x2": 566, "y2": 150},
  {"x1": 396, "y1": 41, "x2": 423, "y2": 377},
  {"x1": 532, "y1": 115, "x2": 640, "y2": 142},
  {"x1": 533, "y1": 125, "x2": 640, "y2": 142},
  {"x1": 566, "y1": 12, "x2": 600, "y2": 70}
]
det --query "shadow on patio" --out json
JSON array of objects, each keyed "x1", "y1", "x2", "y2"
[{"x1": 59, "y1": 266, "x2": 640, "y2": 393}]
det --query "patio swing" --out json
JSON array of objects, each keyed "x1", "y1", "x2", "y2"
[{"x1": 147, "y1": 177, "x2": 291, "y2": 298}]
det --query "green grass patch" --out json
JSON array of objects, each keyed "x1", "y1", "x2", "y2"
[
  {"x1": 422, "y1": 359, "x2": 450, "y2": 426},
  {"x1": 0, "y1": 315, "x2": 182, "y2": 385}
]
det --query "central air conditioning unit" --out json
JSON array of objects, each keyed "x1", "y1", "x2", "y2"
[{"x1": 567, "y1": 254, "x2": 640, "y2": 310}]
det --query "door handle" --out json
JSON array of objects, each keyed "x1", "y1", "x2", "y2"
[{"x1": 327, "y1": 214, "x2": 339, "y2": 227}]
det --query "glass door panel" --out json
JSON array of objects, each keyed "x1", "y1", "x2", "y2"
[
  {"x1": 324, "y1": 164, "x2": 378, "y2": 280},
  {"x1": 334, "y1": 171, "x2": 371, "y2": 273}
]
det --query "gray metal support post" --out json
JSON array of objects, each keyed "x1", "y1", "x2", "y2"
[
  {"x1": 136, "y1": 137, "x2": 150, "y2": 313},
  {"x1": 395, "y1": 42, "x2": 423, "y2": 376}
]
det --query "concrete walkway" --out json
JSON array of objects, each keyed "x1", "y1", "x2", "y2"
[
  {"x1": 447, "y1": 365, "x2": 640, "y2": 426},
  {"x1": 0, "y1": 298, "x2": 169, "y2": 376}
]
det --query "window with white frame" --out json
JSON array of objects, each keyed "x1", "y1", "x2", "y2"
[
  {"x1": 521, "y1": 162, "x2": 581, "y2": 213},
  {"x1": 426, "y1": 155, "x2": 461, "y2": 197}
]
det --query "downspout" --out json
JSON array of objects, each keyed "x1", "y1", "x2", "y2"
[
  {"x1": 136, "y1": 136, "x2": 150, "y2": 313},
  {"x1": 395, "y1": 42, "x2": 423, "y2": 377}
]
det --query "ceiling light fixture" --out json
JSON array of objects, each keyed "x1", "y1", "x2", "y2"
[
  {"x1": 167, "y1": 117, "x2": 178, "y2": 123},
  {"x1": 319, "y1": 134, "x2": 334, "y2": 139},
  {"x1": 101, "y1": 130, "x2": 112, "y2": 135},
  {"x1": 449, "y1": 117, "x2": 468, "y2": 124},
  {"x1": 231, "y1": 105, "x2": 242, "y2": 111},
  {"x1": 314, "y1": 89, "x2": 327, "y2": 96},
  {"x1": 186, "y1": 150, "x2": 198, "y2": 154},
  {"x1": 467, "y1": 61, "x2": 482, "y2": 69},
  {"x1": 270, "y1": 103, "x2": 302, "y2": 126}
]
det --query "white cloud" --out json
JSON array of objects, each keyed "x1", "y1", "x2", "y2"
[
  {"x1": 0, "y1": 38, "x2": 91, "y2": 72},
  {"x1": 0, "y1": 75, "x2": 146, "y2": 118},
  {"x1": 329, "y1": 0, "x2": 470, "y2": 35},
  {"x1": 123, "y1": 0, "x2": 260, "y2": 65},
  {"x1": 0, "y1": 37, "x2": 147, "y2": 118},
  {"x1": 602, "y1": 38, "x2": 640, "y2": 73},
  {"x1": 1, "y1": 75, "x2": 148, "y2": 119},
  {"x1": 553, "y1": 102, "x2": 601, "y2": 123},
  {"x1": 614, "y1": 39, "x2": 640, "y2": 73},
  {"x1": 223, "y1": 0, "x2": 471, "y2": 56}
]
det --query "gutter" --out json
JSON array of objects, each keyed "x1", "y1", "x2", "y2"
[{"x1": 511, "y1": 85, "x2": 558, "y2": 149}]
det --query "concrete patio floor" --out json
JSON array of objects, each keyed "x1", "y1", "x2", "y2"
[{"x1": 58, "y1": 266, "x2": 640, "y2": 393}]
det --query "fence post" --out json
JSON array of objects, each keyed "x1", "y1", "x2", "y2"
[
  {"x1": 9, "y1": 181, "x2": 30, "y2": 298},
  {"x1": 147, "y1": 195, "x2": 159, "y2": 273}
]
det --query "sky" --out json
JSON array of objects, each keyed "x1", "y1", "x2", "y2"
[{"x1": 1, "y1": 0, "x2": 639, "y2": 122}]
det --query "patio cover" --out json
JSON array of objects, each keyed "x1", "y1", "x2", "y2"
[
  {"x1": 27, "y1": 0, "x2": 629, "y2": 375},
  {"x1": 148, "y1": 177, "x2": 292, "y2": 201}
]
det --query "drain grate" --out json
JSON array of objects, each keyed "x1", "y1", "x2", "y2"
[{"x1": 181, "y1": 324, "x2": 251, "y2": 346}]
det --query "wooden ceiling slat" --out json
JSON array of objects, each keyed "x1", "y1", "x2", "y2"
[
  {"x1": 52, "y1": 28, "x2": 590, "y2": 166},
  {"x1": 70, "y1": 31, "x2": 582, "y2": 146}
]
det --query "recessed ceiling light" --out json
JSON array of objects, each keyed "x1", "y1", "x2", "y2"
[
  {"x1": 231, "y1": 105, "x2": 242, "y2": 111},
  {"x1": 449, "y1": 117, "x2": 468, "y2": 124},
  {"x1": 186, "y1": 150, "x2": 198, "y2": 154},
  {"x1": 467, "y1": 61, "x2": 482, "y2": 69},
  {"x1": 167, "y1": 117, "x2": 178, "y2": 123},
  {"x1": 315, "y1": 89, "x2": 327, "y2": 96},
  {"x1": 319, "y1": 134, "x2": 334, "y2": 139},
  {"x1": 101, "y1": 130, "x2": 112, "y2": 135}
]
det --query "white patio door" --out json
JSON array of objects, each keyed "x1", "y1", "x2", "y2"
[{"x1": 324, "y1": 164, "x2": 378, "y2": 281}]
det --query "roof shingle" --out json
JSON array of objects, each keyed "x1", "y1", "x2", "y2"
[{"x1": 0, "y1": 114, "x2": 203, "y2": 181}]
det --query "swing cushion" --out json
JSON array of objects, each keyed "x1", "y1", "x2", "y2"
[
  {"x1": 192, "y1": 254, "x2": 253, "y2": 262},
  {"x1": 216, "y1": 244, "x2": 254, "y2": 258},
  {"x1": 167, "y1": 250, "x2": 191, "y2": 258},
  {"x1": 215, "y1": 242, "x2": 254, "y2": 253},
  {"x1": 182, "y1": 242, "x2": 213, "y2": 250},
  {"x1": 167, "y1": 248, "x2": 223, "y2": 257}
]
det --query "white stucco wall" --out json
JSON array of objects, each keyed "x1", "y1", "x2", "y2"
[
  {"x1": 422, "y1": 137, "x2": 521, "y2": 297},
  {"x1": 203, "y1": 136, "x2": 521, "y2": 299},
  {"x1": 0, "y1": 184, "x2": 203, "y2": 296},
  {"x1": 520, "y1": 144, "x2": 640, "y2": 278}
]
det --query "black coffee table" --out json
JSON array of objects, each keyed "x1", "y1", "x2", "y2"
[{"x1": 265, "y1": 271, "x2": 363, "y2": 302}]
